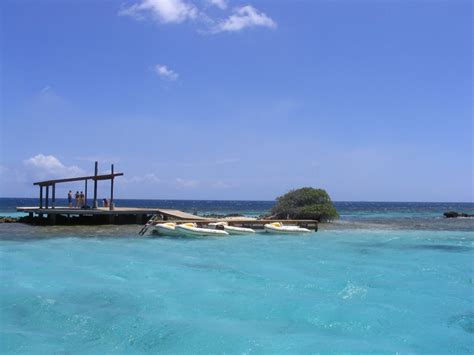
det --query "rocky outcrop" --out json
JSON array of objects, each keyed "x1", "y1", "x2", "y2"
[
  {"x1": 0, "y1": 217, "x2": 20, "y2": 223},
  {"x1": 444, "y1": 211, "x2": 474, "y2": 218}
]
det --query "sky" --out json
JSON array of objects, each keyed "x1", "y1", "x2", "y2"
[{"x1": 0, "y1": 0, "x2": 472, "y2": 202}]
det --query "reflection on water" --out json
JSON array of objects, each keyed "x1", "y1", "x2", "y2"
[
  {"x1": 347, "y1": 241, "x2": 473, "y2": 254},
  {"x1": 448, "y1": 313, "x2": 474, "y2": 334},
  {"x1": 411, "y1": 244, "x2": 472, "y2": 252},
  {"x1": 327, "y1": 217, "x2": 474, "y2": 232},
  {"x1": 0, "y1": 224, "x2": 141, "y2": 241}
]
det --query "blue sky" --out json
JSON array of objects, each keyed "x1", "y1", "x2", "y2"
[{"x1": 1, "y1": 0, "x2": 472, "y2": 201}]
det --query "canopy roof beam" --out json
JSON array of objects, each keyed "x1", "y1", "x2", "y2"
[{"x1": 34, "y1": 173, "x2": 123, "y2": 187}]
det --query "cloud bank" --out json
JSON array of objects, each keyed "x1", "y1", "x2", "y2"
[
  {"x1": 23, "y1": 154, "x2": 85, "y2": 180},
  {"x1": 119, "y1": 0, "x2": 198, "y2": 24},
  {"x1": 120, "y1": 0, "x2": 276, "y2": 33}
]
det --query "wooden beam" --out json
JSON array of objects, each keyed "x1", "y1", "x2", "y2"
[
  {"x1": 45, "y1": 186, "x2": 49, "y2": 209},
  {"x1": 33, "y1": 172, "x2": 124, "y2": 186},
  {"x1": 52, "y1": 184, "x2": 56, "y2": 209},
  {"x1": 110, "y1": 164, "x2": 114, "y2": 210},
  {"x1": 84, "y1": 179, "x2": 88, "y2": 207},
  {"x1": 93, "y1": 161, "x2": 98, "y2": 208}
]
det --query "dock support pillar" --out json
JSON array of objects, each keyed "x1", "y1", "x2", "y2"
[
  {"x1": 93, "y1": 161, "x2": 98, "y2": 208},
  {"x1": 45, "y1": 186, "x2": 49, "y2": 209},
  {"x1": 48, "y1": 214, "x2": 56, "y2": 225},
  {"x1": 52, "y1": 184, "x2": 56, "y2": 209},
  {"x1": 109, "y1": 214, "x2": 115, "y2": 224},
  {"x1": 84, "y1": 180, "x2": 88, "y2": 207},
  {"x1": 39, "y1": 186, "x2": 43, "y2": 209},
  {"x1": 109, "y1": 164, "x2": 114, "y2": 211}
]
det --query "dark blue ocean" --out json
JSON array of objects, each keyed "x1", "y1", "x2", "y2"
[{"x1": 1, "y1": 198, "x2": 473, "y2": 353}]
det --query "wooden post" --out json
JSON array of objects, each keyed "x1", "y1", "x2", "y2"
[
  {"x1": 110, "y1": 164, "x2": 114, "y2": 210},
  {"x1": 39, "y1": 186, "x2": 43, "y2": 209},
  {"x1": 45, "y1": 185, "x2": 49, "y2": 209},
  {"x1": 84, "y1": 179, "x2": 88, "y2": 207},
  {"x1": 93, "y1": 161, "x2": 98, "y2": 208},
  {"x1": 52, "y1": 184, "x2": 56, "y2": 209},
  {"x1": 48, "y1": 213, "x2": 56, "y2": 225}
]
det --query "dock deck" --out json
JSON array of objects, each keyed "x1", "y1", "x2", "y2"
[
  {"x1": 17, "y1": 206, "x2": 208, "y2": 219},
  {"x1": 16, "y1": 206, "x2": 318, "y2": 229}
]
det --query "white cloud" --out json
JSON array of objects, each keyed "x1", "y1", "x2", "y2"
[
  {"x1": 154, "y1": 64, "x2": 179, "y2": 80},
  {"x1": 176, "y1": 178, "x2": 199, "y2": 188},
  {"x1": 23, "y1": 154, "x2": 85, "y2": 180},
  {"x1": 126, "y1": 173, "x2": 161, "y2": 184},
  {"x1": 213, "y1": 180, "x2": 232, "y2": 189},
  {"x1": 119, "y1": 1, "x2": 276, "y2": 34},
  {"x1": 119, "y1": 0, "x2": 198, "y2": 24},
  {"x1": 208, "y1": 0, "x2": 227, "y2": 10},
  {"x1": 214, "y1": 5, "x2": 276, "y2": 32}
]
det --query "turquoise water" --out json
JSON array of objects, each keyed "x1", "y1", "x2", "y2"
[
  {"x1": 1, "y1": 200, "x2": 473, "y2": 353},
  {"x1": 0, "y1": 212, "x2": 27, "y2": 218}
]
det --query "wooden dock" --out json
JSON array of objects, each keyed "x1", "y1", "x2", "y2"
[
  {"x1": 16, "y1": 206, "x2": 208, "y2": 224},
  {"x1": 16, "y1": 206, "x2": 318, "y2": 229},
  {"x1": 16, "y1": 161, "x2": 318, "y2": 229}
]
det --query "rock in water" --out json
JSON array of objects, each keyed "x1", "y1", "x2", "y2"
[
  {"x1": 444, "y1": 211, "x2": 474, "y2": 218},
  {"x1": 0, "y1": 217, "x2": 19, "y2": 223}
]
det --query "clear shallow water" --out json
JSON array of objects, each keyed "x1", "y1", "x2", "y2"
[
  {"x1": 1, "y1": 229, "x2": 473, "y2": 353},
  {"x1": 1, "y1": 199, "x2": 473, "y2": 353}
]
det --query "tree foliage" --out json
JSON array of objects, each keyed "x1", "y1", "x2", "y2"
[{"x1": 271, "y1": 187, "x2": 339, "y2": 222}]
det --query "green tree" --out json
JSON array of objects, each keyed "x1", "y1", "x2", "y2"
[{"x1": 271, "y1": 187, "x2": 339, "y2": 222}]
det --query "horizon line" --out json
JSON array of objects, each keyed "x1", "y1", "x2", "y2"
[{"x1": 0, "y1": 197, "x2": 472, "y2": 204}]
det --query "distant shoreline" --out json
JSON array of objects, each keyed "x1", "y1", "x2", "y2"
[{"x1": 0, "y1": 197, "x2": 473, "y2": 204}]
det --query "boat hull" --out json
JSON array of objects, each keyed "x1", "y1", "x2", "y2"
[
  {"x1": 224, "y1": 225, "x2": 256, "y2": 235},
  {"x1": 154, "y1": 223, "x2": 180, "y2": 236},
  {"x1": 264, "y1": 224, "x2": 311, "y2": 234},
  {"x1": 176, "y1": 225, "x2": 229, "y2": 237}
]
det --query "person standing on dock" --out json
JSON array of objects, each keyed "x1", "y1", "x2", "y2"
[
  {"x1": 68, "y1": 191, "x2": 73, "y2": 208},
  {"x1": 79, "y1": 191, "x2": 85, "y2": 207},
  {"x1": 75, "y1": 191, "x2": 80, "y2": 208}
]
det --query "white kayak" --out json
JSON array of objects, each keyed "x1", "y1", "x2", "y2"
[
  {"x1": 175, "y1": 223, "x2": 229, "y2": 237},
  {"x1": 264, "y1": 222, "x2": 311, "y2": 234},
  {"x1": 154, "y1": 222, "x2": 181, "y2": 236},
  {"x1": 208, "y1": 221, "x2": 255, "y2": 235}
]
